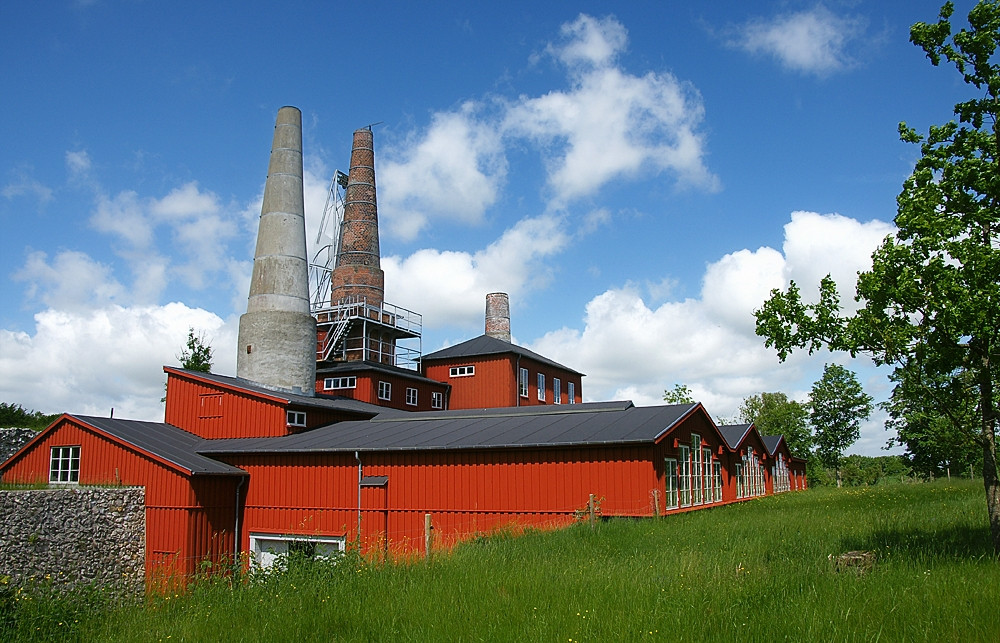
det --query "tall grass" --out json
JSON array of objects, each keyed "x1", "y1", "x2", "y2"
[{"x1": 5, "y1": 480, "x2": 998, "y2": 642}]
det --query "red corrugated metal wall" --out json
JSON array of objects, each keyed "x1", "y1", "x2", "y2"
[
  {"x1": 0, "y1": 418, "x2": 240, "y2": 587},
  {"x1": 165, "y1": 374, "x2": 288, "y2": 438},
  {"x1": 224, "y1": 443, "x2": 662, "y2": 558},
  {"x1": 425, "y1": 355, "x2": 517, "y2": 409}
]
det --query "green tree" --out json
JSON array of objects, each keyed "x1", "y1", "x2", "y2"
[
  {"x1": 737, "y1": 392, "x2": 812, "y2": 459},
  {"x1": 179, "y1": 328, "x2": 213, "y2": 373},
  {"x1": 754, "y1": 1, "x2": 1000, "y2": 550},
  {"x1": 662, "y1": 384, "x2": 695, "y2": 405},
  {"x1": 809, "y1": 364, "x2": 873, "y2": 487},
  {"x1": 883, "y1": 363, "x2": 983, "y2": 477},
  {"x1": 0, "y1": 402, "x2": 58, "y2": 430}
]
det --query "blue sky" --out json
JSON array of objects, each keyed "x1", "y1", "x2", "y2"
[{"x1": 0, "y1": 1, "x2": 977, "y2": 455}]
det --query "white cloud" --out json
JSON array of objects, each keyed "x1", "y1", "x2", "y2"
[
  {"x1": 384, "y1": 214, "x2": 569, "y2": 331},
  {"x1": 529, "y1": 211, "x2": 895, "y2": 452},
  {"x1": 0, "y1": 303, "x2": 235, "y2": 421},
  {"x1": 2, "y1": 166, "x2": 54, "y2": 204},
  {"x1": 14, "y1": 250, "x2": 126, "y2": 311},
  {"x1": 505, "y1": 14, "x2": 718, "y2": 206},
  {"x1": 733, "y1": 5, "x2": 866, "y2": 75},
  {"x1": 379, "y1": 105, "x2": 507, "y2": 241}
]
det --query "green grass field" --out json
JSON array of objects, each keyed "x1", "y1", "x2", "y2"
[{"x1": 5, "y1": 480, "x2": 999, "y2": 642}]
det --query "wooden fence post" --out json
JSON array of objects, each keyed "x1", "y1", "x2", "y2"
[
  {"x1": 652, "y1": 489, "x2": 660, "y2": 518},
  {"x1": 588, "y1": 493, "x2": 596, "y2": 531},
  {"x1": 424, "y1": 513, "x2": 433, "y2": 561}
]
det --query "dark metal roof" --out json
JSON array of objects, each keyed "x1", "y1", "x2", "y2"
[
  {"x1": 197, "y1": 402, "x2": 699, "y2": 454},
  {"x1": 165, "y1": 367, "x2": 402, "y2": 418},
  {"x1": 421, "y1": 334, "x2": 584, "y2": 375},
  {"x1": 73, "y1": 415, "x2": 246, "y2": 476},
  {"x1": 718, "y1": 424, "x2": 753, "y2": 450},
  {"x1": 761, "y1": 435, "x2": 783, "y2": 455}
]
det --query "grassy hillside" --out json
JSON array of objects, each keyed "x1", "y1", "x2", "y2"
[{"x1": 6, "y1": 480, "x2": 999, "y2": 641}]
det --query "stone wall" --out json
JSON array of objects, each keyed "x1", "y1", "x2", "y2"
[
  {"x1": 0, "y1": 487, "x2": 145, "y2": 595},
  {"x1": 0, "y1": 427, "x2": 37, "y2": 464}
]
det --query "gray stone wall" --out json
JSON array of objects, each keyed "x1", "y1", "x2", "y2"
[
  {"x1": 0, "y1": 487, "x2": 145, "y2": 595},
  {"x1": 0, "y1": 427, "x2": 37, "y2": 464}
]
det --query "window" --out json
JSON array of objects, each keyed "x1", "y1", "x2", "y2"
[
  {"x1": 378, "y1": 381, "x2": 391, "y2": 401},
  {"x1": 519, "y1": 368, "x2": 529, "y2": 398},
  {"x1": 702, "y1": 446, "x2": 713, "y2": 503},
  {"x1": 553, "y1": 378, "x2": 561, "y2": 404},
  {"x1": 287, "y1": 410, "x2": 306, "y2": 427},
  {"x1": 449, "y1": 365, "x2": 475, "y2": 377},
  {"x1": 713, "y1": 461, "x2": 723, "y2": 502},
  {"x1": 249, "y1": 533, "x2": 345, "y2": 571},
  {"x1": 431, "y1": 391, "x2": 443, "y2": 409},
  {"x1": 324, "y1": 376, "x2": 357, "y2": 390},
  {"x1": 537, "y1": 373, "x2": 546, "y2": 401},
  {"x1": 692, "y1": 435, "x2": 702, "y2": 505},
  {"x1": 405, "y1": 387, "x2": 418, "y2": 406},
  {"x1": 568, "y1": 382, "x2": 575, "y2": 404},
  {"x1": 664, "y1": 458, "x2": 678, "y2": 509},
  {"x1": 679, "y1": 445, "x2": 691, "y2": 507},
  {"x1": 49, "y1": 446, "x2": 80, "y2": 484}
]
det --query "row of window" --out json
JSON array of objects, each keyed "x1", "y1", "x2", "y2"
[
  {"x1": 518, "y1": 368, "x2": 575, "y2": 404},
  {"x1": 323, "y1": 378, "x2": 444, "y2": 408},
  {"x1": 736, "y1": 448, "x2": 767, "y2": 499},
  {"x1": 664, "y1": 434, "x2": 723, "y2": 510}
]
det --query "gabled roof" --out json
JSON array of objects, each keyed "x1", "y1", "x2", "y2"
[
  {"x1": 165, "y1": 367, "x2": 403, "y2": 418},
  {"x1": 718, "y1": 424, "x2": 753, "y2": 450},
  {"x1": 0, "y1": 414, "x2": 247, "y2": 477},
  {"x1": 76, "y1": 416, "x2": 247, "y2": 476},
  {"x1": 421, "y1": 334, "x2": 584, "y2": 375},
  {"x1": 198, "y1": 402, "x2": 699, "y2": 454},
  {"x1": 761, "y1": 434, "x2": 784, "y2": 455}
]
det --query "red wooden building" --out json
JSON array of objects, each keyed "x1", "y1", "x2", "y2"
[{"x1": 0, "y1": 115, "x2": 808, "y2": 586}]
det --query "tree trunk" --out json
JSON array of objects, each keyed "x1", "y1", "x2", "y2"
[
  {"x1": 836, "y1": 467, "x2": 842, "y2": 489},
  {"x1": 977, "y1": 358, "x2": 1000, "y2": 554}
]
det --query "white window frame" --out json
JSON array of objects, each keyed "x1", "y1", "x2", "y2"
[
  {"x1": 664, "y1": 458, "x2": 679, "y2": 509},
  {"x1": 679, "y1": 445, "x2": 691, "y2": 507},
  {"x1": 449, "y1": 365, "x2": 475, "y2": 377},
  {"x1": 568, "y1": 382, "x2": 575, "y2": 404},
  {"x1": 519, "y1": 368, "x2": 529, "y2": 398},
  {"x1": 692, "y1": 435, "x2": 702, "y2": 505},
  {"x1": 431, "y1": 391, "x2": 443, "y2": 409},
  {"x1": 323, "y1": 376, "x2": 357, "y2": 390},
  {"x1": 553, "y1": 378, "x2": 561, "y2": 404},
  {"x1": 286, "y1": 410, "x2": 306, "y2": 427},
  {"x1": 405, "y1": 387, "x2": 418, "y2": 406},
  {"x1": 537, "y1": 373, "x2": 546, "y2": 401},
  {"x1": 49, "y1": 446, "x2": 80, "y2": 484},
  {"x1": 378, "y1": 381, "x2": 391, "y2": 401},
  {"x1": 702, "y1": 446, "x2": 713, "y2": 504},
  {"x1": 249, "y1": 533, "x2": 345, "y2": 571}
]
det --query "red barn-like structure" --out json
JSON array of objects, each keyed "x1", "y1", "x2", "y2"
[{"x1": 0, "y1": 112, "x2": 808, "y2": 586}]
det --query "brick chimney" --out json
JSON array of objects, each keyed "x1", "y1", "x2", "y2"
[
  {"x1": 329, "y1": 128, "x2": 385, "y2": 306},
  {"x1": 485, "y1": 292, "x2": 511, "y2": 343}
]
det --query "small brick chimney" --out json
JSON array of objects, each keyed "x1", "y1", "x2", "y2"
[
  {"x1": 485, "y1": 292, "x2": 511, "y2": 343},
  {"x1": 329, "y1": 128, "x2": 385, "y2": 306}
]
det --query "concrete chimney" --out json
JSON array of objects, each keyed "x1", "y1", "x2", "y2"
[
  {"x1": 236, "y1": 106, "x2": 317, "y2": 395},
  {"x1": 329, "y1": 128, "x2": 385, "y2": 306},
  {"x1": 485, "y1": 292, "x2": 511, "y2": 343}
]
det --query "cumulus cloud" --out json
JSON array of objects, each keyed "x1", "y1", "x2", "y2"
[
  {"x1": 379, "y1": 105, "x2": 507, "y2": 241},
  {"x1": 383, "y1": 214, "x2": 570, "y2": 331},
  {"x1": 0, "y1": 303, "x2": 235, "y2": 421},
  {"x1": 14, "y1": 250, "x2": 126, "y2": 312},
  {"x1": 529, "y1": 211, "x2": 894, "y2": 430},
  {"x1": 375, "y1": 13, "x2": 717, "y2": 242},
  {"x1": 732, "y1": 5, "x2": 867, "y2": 75},
  {"x1": 505, "y1": 14, "x2": 718, "y2": 206}
]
